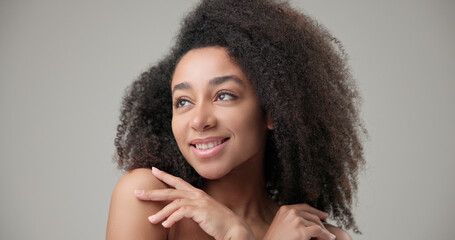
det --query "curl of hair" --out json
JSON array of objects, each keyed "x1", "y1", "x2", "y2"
[{"x1": 114, "y1": 0, "x2": 366, "y2": 233}]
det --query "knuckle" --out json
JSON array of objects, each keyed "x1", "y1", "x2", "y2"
[
  {"x1": 180, "y1": 205, "x2": 191, "y2": 212},
  {"x1": 288, "y1": 208, "x2": 298, "y2": 216},
  {"x1": 164, "y1": 189, "x2": 173, "y2": 196},
  {"x1": 174, "y1": 199, "x2": 184, "y2": 205},
  {"x1": 193, "y1": 189, "x2": 205, "y2": 198},
  {"x1": 293, "y1": 217, "x2": 305, "y2": 226},
  {"x1": 279, "y1": 205, "x2": 290, "y2": 213}
]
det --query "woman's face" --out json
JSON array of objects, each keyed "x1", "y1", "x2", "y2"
[{"x1": 171, "y1": 46, "x2": 272, "y2": 179}]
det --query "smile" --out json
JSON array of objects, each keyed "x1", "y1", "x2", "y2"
[
  {"x1": 190, "y1": 137, "x2": 230, "y2": 158},
  {"x1": 195, "y1": 140, "x2": 224, "y2": 150}
]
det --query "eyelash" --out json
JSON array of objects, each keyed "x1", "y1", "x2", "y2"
[
  {"x1": 215, "y1": 91, "x2": 238, "y2": 102},
  {"x1": 174, "y1": 97, "x2": 191, "y2": 109},
  {"x1": 174, "y1": 91, "x2": 238, "y2": 109}
]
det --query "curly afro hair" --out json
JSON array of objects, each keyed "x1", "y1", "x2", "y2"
[{"x1": 114, "y1": 0, "x2": 366, "y2": 233}]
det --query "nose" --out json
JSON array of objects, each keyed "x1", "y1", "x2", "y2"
[{"x1": 190, "y1": 102, "x2": 217, "y2": 132}]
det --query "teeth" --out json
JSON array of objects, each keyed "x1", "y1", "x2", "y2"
[{"x1": 195, "y1": 140, "x2": 222, "y2": 150}]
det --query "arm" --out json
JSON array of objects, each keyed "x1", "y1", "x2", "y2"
[{"x1": 106, "y1": 168, "x2": 168, "y2": 240}]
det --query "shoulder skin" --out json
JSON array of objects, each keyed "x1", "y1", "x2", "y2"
[
  {"x1": 106, "y1": 168, "x2": 169, "y2": 240},
  {"x1": 325, "y1": 224, "x2": 353, "y2": 240}
]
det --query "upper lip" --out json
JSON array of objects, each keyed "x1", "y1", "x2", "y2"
[{"x1": 189, "y1": 137, "x2": 229, "y2": 145}]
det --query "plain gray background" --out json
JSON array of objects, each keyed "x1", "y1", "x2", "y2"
[{"x1": 1, "y1": 0, "x2": 454, "y2": 239}]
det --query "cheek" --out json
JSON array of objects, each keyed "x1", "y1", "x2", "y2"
[
  {"x1": 227, "y1": 106, "x2": 267, "y2": 144},
  {"x1": 171, "y1": 116, "x2": 185, "y2": 147}
]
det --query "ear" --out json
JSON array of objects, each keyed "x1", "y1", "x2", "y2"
[{"x1": 266, "y1": 112, "x2": 274, "y2": 130}]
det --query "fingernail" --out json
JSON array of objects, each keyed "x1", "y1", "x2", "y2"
[
  {"x1": 152, "y1": 167, "x2": 160, "y2": 172},
  {"x1": 134, "y1": 190, "x2": 144, "y2": 196},
  {"x1": 330, "y1": 233, "x2": 336, "y2": 239},
  {"x1": 148, "y1": 215, "x2": 156, "y2": 222},
  {"x1": 162, "y1": 220, "x2": 169, "y2": 228}
]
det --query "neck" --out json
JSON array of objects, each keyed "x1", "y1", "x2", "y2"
[{"x1": 202, "y1": 154, "x2": 277, "y2": 223}]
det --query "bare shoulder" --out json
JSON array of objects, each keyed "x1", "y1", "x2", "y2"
[
  {"x1": 324, "y1": 224, "x2": 353, "y2": 240},
  {"x1": 106, "y1": 168, "x2": 169, "y2": 240},
  {"x1": 117, "y1": 168, "x2": 168, "y2": 190}
]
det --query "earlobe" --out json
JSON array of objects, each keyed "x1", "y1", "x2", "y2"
[{"x1": 266, "y1": 112, "x2": 274, "y2": 130}]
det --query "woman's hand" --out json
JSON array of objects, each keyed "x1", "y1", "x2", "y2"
[
  {"x1": 135, "y1": 167, "x2": 255, "y2": 240},
  {"x1": 263, "y1": 204, "x2": 336, "y2": 240}
]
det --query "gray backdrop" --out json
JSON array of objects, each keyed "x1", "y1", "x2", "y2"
[{"x1": 1, "y1": 0, "x2": 454, "y2": 239}]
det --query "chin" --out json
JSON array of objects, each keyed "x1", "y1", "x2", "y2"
[{"x1": 192, "y1": 164, "x2": 231, "y2": 180}]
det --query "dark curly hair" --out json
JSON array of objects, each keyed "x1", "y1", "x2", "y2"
[{"x1": 114, "y1": 0, "x2": 365, "y2": 233}]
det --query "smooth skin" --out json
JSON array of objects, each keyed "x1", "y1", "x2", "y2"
[
  {"x1": 171, "y1": 46, "x2": 272, "y2": 181},
  {"x1": 106, "y1": 47, "x2": 352, "y2": 240}
]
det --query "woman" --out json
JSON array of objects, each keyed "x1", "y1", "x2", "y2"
[{"x1": 107, "y1": 0, "x2": 365, "y2": 239}]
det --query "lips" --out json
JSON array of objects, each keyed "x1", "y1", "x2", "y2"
[
  {"x1": 190, "y1": 137, "x2": 230, "y2": 158},
  {"x1": 190, "y1": 137, "x2": 229, "y2": 146}
]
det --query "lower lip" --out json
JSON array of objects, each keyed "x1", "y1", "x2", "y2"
[{"x1": 191, "y1": 139, "x2": 229, "y2": 158}]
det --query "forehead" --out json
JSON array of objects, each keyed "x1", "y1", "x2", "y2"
[{"x1": 171, "y1": 47, "x2": 248, "y2": 87}]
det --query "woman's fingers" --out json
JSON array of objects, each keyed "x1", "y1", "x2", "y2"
[
  {"x1": 296, "y1": 218, "x2": 334, "y2": 240},
  {"x1": 301, "y1": 225, "x2": 335, "y2": 240},
  {"x1": 135, "y1": 167, "x2": 206, "y2": 201},
  {"x1": 298, "y1": 217, "x2": 317, "y2": 228},
  {"x1": 135, "y1": 189, "x2": 196, "y2": 201},
  {"x1": 289, "y1": 203, "x2": 329, "y2": 219},
  {"x1": 151, "y1": 167, "x2": 193, "y2": 190},
  {"x1": 161, "y1": 206, "x2": 197, "y2": 228},
  {"x1": 265, "y1": 204, "x2": 334, "y2": 240},
  {"x1": 297, "y1": 211, "x2": 326, "y2": 229},
  {"x1": 134, "y1": 169, "x2": 254, "y2": 239},
  {"x1": 148, "y1": 198, "x2": 193, "y2": 223}
]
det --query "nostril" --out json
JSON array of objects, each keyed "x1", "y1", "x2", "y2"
[{"x1": 202, "y1": 124, "x2": 213, "y2": 130}]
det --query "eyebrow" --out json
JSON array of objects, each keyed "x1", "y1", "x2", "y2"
[{"x1": 172, "y1": 75, "x2": 245, "y2": 95}]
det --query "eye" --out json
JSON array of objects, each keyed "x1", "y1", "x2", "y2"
[
  {"x1": 215, "y1": 91, "x2": 238, "y2": 102},
  {"x1": 174, "y1": 98, "x2": 192, "y2": 108}
]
